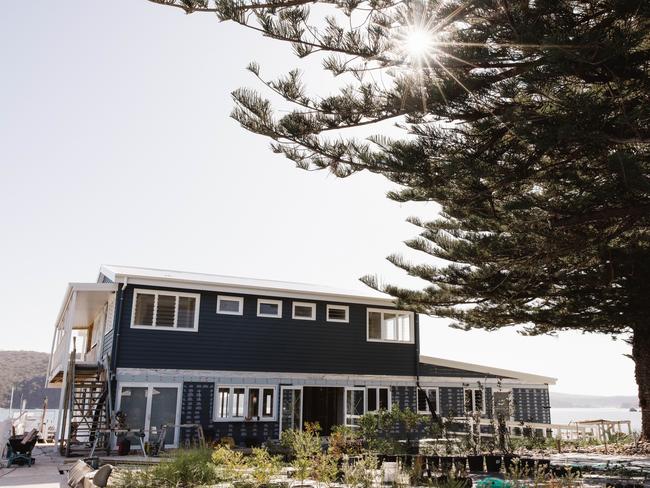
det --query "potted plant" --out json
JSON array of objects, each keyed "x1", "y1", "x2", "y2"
[{"x1": 467, "y1": 453, "x2": 484, "y2": 472}]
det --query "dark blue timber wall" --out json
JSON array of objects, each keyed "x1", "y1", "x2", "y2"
[{"x1": 114, "y1": 285, "x2": 418, "y2": 376}]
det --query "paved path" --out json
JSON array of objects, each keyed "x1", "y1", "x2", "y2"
[{"x1": 0, "y1": 446, "x2": 65, "y2": 487}]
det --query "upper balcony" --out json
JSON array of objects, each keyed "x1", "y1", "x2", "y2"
[{"x1": 47, "y1": 283, "x2": 118, "y2": 386}]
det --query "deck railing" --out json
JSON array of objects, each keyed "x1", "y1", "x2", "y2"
[{"x1": 48, "y1": 329, "x2": 71, "y2": 384}]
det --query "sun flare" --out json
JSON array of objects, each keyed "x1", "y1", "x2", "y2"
[{"x1": 404, "y1": 27, "x2": 435, "y2": 61}]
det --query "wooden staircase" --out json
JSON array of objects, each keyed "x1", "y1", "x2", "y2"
[{"x1": 59, "y1": 351, "x2": 111, "y2": 457}]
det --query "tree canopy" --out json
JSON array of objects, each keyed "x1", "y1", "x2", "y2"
[{"x1": 149, "y1": 0, "x2": 650, "y2": 434}]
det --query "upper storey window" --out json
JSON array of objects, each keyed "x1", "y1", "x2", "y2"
[
  {"x1": 367, "y1": 309, "x2": 414, "y2": 343},
  {"x1": 131, "y1": 289, "x2": 200, "y2": 331},
  {"x1": 217, "y1": 295, "x2": 244, "y2": 316},
  {"x1": 326, "y1": 305, "x2": 349, "y2": 323},
  {"x1": 292, "y1": 302, "x2": 316, "y2": 320},
  {"x1": 257, "y1": 299, "x2": 282, "y2": 318}
]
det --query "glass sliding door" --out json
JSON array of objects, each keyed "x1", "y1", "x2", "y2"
[
  {"x1": 280, "y1": 387, "x2": 302, "y2": 433},
  {"x1": 345, "y1": 387, "x2": 365, "y2": 426},
  {"x1": 117, "y1": 383, "x2": 181, "y2": 448},
  {"x1": 149, "y1": 387, "x2": 179, "y2": 445},
  {"x1": 117, "y1": 386, "x2": 148, "y2": 446}
]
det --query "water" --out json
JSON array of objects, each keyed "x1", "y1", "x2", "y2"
[{"x1": 551, "y1": 407, "x2": 641, "y2": 433}]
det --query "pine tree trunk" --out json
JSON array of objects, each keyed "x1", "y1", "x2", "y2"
[{"x1": 632, "y1": 326, "x2": 650, "y2": 440}]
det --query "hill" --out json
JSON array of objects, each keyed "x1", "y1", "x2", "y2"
[
  {"x1": 550, "y1": 391, "x2": 638, "y2": 409},
  {"x1": 0, "y1": 350, "x2": 60, "y2": 409}
]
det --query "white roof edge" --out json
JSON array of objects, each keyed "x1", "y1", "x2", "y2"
[
  {"x1": 419, "y1": 355, "x2": 557, "y2": 385},
  {"x1": 99, "y1": 264, "x2": 396, "y2": 306}
]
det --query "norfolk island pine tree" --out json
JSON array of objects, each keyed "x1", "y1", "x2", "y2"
[{"x1": 147, "y1": 0, "x2": 650, "y2": 438}]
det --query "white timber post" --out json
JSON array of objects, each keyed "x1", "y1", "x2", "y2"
[{"x1": 55, "y1": 290, "x2": 77, "y2": 444}]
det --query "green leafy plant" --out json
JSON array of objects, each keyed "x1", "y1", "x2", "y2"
[
  {"x1": 212, "y1": 444, "x2": 246, "y2": 482},
  {"x1": 310, "y1": 452, "x2": 339, "y2": 488},
  {"x1": 505, "y1": 458, "x2": 531, "y2": 487},
  {"x1": 112, "y1": 448, "x2": 220, "y2": 488},
  {"x1": 329, "y1": 425, "x2": 363, "y2": 458},
  {"x1": 282, "y1": 422, "x2": 322, "y2": 486},
  {"x1": 341, "y1": 454, "x2": 379, "y2": 488},
  {"x1": 149, "y1": 448, "x2": 218, "y2": 487},
  {"x1": 111, "y1": 468, "x2": 154, "y2": 488},
  {"x1": 247, "y1": 447, "x2": 283, "y2": 487}
]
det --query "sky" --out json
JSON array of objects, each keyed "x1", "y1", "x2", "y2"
[{"x1": 0, "y1": 1, "x2": 637, "y2": 397}]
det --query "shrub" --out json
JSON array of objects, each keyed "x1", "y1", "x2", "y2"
[
  {"x1": 112, "y1": 448, "x2": 218, "y2": 488},
  {"x1": 212, "y1": 444, "x2": 246, "y2": 482},
  {"x1": 247, "y1": 447, "x2": 283, "y2": 487},
  {"x1": 341, "y1": 454, "x2": 379, "y2": 488},
  {"x1": 310, "y1": 452, "x2": 339, "y2": 488},
  {"x1": 281, "y1": 422, "x2": 322, "y2": 459},
  {"x1": 111, "y1": 468, "x2": 154, "y2": 488},
  {"x1": 328, "y1": 425, "x2": 363, "y2": 458},
  {"x1": 148, "y1": 448, "x2": 218, "y2": 487}
]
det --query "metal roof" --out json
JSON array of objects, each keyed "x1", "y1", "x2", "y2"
[
  {"x1": 99, "y1": 264, "x2": 396, "y2": 306},
  {"x1": 420, "y1": 355, "x2": 557, "y2": 384}
]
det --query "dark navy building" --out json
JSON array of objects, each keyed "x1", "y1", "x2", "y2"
[{"x1": 47, "y1": 265, "x2": 555, "y2": 450}]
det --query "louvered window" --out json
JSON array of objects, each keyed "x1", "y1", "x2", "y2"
[{"x1": 131, "y1": 289, "x2": 200, "y2": 331}]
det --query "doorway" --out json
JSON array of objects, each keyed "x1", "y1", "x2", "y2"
[
  {"x1": 116, "y1": 383, "x2": 181, "y2": 448},
  {"x1": 302, "y1": 387, "x2": 344, "y2": 436}
]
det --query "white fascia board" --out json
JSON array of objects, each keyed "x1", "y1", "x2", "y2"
[
  {"x1": 100, "y1": 265, "x2": 397, "y2": 307},
  {"x1": 419, "y1": 355, "x2": 557, "y2": 385}
]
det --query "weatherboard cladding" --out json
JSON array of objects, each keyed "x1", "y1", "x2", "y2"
[{"x1": 115, "y1": 285, "x2": 417, "y2": 376}]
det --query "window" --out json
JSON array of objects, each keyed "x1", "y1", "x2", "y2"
[
  {"x1": 417, "y1": 388, "x2": 439, "y2": 415},
  {"x1": 217, "y1": 388, "x2": 230, "y2": 419},
  {"x1": 262, "y1": 388, "x2": 274, "y2": 417},
  {"x1": 131, "y1": 289, "x2": 200, "y2": 331},
  {"x1": 217, "y1": 296, "x2": 244, "y2": 315},
  {"x1": 464, "y1": 388, "x2": 485, "y2": 414},
  {"x1": 257, "y1": 299, "x2": 282, "y2": 318},
  {"x1": 327, "y1": 305, "x2": 349, "y2": 323},
  {"x1": 366, "y1": 309, "x2": 413, "y2": 343},
  {"x1": 345, "y1": 388, "x2": 365, "y2": 426},
  {"x1": 214, "y1": 386, "x2": 276, "y2": 421},
  {"x1": 233, "y1": 388, "x2": 245, "y2": 417},
  {"x1": 366, "y1": 387, "x2": 391, "y2": 412},
  {"x1": 292, "y1": 302, "x2": 316, "y2": 320}
]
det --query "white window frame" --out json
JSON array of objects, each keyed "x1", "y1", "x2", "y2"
[
  {"x1": 464, "y1": 388, "x2": 486, "y2": 414},
  {"x1": 366, "y1": 386, "x2": 392, "y2": 413},
  {"x1": 326, "y1": 305, "x2": 349, "y2": 323},
  {"x1": 366, "y1": 308, "x2": 415, "y2": 344},
  {"x1": 130, "y1": 289, "x2": 200, "y2": 332},
  {"x1": 292, "y1": 302, "x2": 316, "y2": 321},
  {"x1": 417, "y1": 387, "x2": 440, "y2": 415},
  {"x1": 115, "y1": 382, "x2": 183, "y2": 449},
  {"x1": 257, "y1": 299, "x2": 283, "y2": 318},
  {"x1": 213, "y1": 385, "x2": 278, "y2": 422},
  {"x1": 344, "y1": 387, "x2": 366, "y2": 427},
  {"x1": 217, "y1": 295, "x2": 244, "y2": 316},
  {"x1": 279, "y1": 386, "x2": 303, "y2": 433}
]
